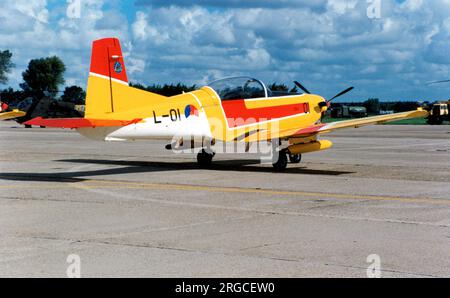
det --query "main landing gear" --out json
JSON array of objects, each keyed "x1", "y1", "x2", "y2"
[
  {"x1": 288, "y1": 153, "x2": 302, "y2": 164},
  {"x1": 272, "y1": 151, "x2": 302, "y2": 171},
  {"x1": 272, "y1": 150, "x2": 288, "y2": 171},
  {"x1": 195, "y1": 141, "x2": 302, "y2": 171},
  {"x1": 197, "y1": 149, "x2": 215, "y2": 168}
]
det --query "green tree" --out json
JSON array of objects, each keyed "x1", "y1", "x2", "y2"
[
  {"x1": 0, "y1": 88, "x2": 26, "y2": 105},
  {"x1": 393, "y1": 101, "x2": 419, "y2": 112},
  {"x1": 21, "y1": 56, "x2": 66, "y2": 96},
  {"x1": 61, "y1": 85, "x2": 85, "y2": 105},
  {"x1": 130, "y1": 82, "x2": 196, "y2": 96},
  {"x1": 268, "y1": 83, "x2": 289, "y2": 92},
  {"x1": 0, "y1": 50, "x2": 14, "y2": 84},
  {"x1": 129, "y1": 82, "x2": 147, "y2": 90},
  {"x1": 364, "y1": 98, "x2": 381, "y2": 114}
]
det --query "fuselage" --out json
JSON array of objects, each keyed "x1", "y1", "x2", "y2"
[{"x1": 77, "y1": 82, "x2": 325, "y2": 144}]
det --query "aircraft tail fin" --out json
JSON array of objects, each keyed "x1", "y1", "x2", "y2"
[
  {"x1": 90, "y1": 38, "x2": 128, "y2": 85},
  {"x1": 85, "y1": 37, "x2": 167, "y2": 119},
  {"x1": 85, "y1": 38, "x2": 128, "y2": 116}
]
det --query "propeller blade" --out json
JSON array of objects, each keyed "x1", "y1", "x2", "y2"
[
  {"x1": 427, "y1": 80, "x2": 450, "y2": 85},
  {"x1": 328, "y1": 87, "x2": 354, "y2": 102},
  {"x1": 293, "y1": 81, "x2": 311, "y2": 94}
]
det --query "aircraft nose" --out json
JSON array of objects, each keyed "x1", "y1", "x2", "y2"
[
  {"x1": 318, "y1": 100, "x2": 328, "y2": 108},
  {"x1": 317, "y1": 98, "x2": 329, "y2": 113}
]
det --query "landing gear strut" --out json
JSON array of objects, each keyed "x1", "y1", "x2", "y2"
[{"x1": 197, "y1": 149, "x2": 215, "y2": 168}]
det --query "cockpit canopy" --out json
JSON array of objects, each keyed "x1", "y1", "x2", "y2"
[{"x1": 207, "y1": 77, "x2": 268, "y2": 101}]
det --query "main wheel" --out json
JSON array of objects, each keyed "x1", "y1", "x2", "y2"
[
  {"x1": 288, "y1": 153, "x2": 302, "y2": 164},
  {"x1": 272, "y1": 150, "x2": 288, "y2": 171},
  {"x1": 197, "y1": 149, "x2": 214, "y2": 168}
]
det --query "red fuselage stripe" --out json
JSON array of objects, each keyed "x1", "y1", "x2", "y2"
[
  {"x1": 221, "y1": 100, "x2": 309, "y2": 127},
  {"x1": 24, "y1": 117, "x2": 141, "y2": 128}
]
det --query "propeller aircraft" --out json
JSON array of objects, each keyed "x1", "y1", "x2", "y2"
[{"x1": 24, "y1": 37, "x2": 429, "y2": 170}]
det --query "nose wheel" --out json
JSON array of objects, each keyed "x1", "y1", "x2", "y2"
[{"x1": 197, "y1": 149, "x2": 215, "y2": 168}]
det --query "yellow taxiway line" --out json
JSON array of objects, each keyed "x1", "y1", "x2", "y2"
[{"x1": 0, "y1": 178, "x2": 449, "y2": 205}]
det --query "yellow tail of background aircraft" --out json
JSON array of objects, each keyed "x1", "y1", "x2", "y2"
[
  {"x1": 0, "y1": 109, "x2": 26, "y2": 121},
  {"x1": 0, "y1": 101, "x2": 26, "y2": 120},
  {"x1": 25, "y1": 38, "x2": 428, "y2": 170}
]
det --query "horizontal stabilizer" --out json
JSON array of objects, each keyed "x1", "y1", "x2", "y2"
[{"x1": 24, "y1": 117, "x2": 141, "y2": 129}]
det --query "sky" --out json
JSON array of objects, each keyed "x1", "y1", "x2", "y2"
[{"x1": 1, "y1": 0, "x2": 450, "y2": 101}]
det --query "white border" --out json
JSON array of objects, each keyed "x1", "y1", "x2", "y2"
[{"x1": 89, "y1": 72, "x2": 129, "y2": 86}]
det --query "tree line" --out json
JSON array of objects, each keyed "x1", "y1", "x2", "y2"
[
  {"x1": 0, "y1": 50, "x2": 424, "y2": 114},
  {"x1": 331, "y1": 98, "x2": 421, "y2": 114},
  {"x1": 0, "y1": 50, "x2": 201, "y2": 104},
  {"x1": 0, "y1": 51, "x2": 86, "y2": 106}
]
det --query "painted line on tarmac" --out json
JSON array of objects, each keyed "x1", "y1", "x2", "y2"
[{"x1": 1, "y1": 179, "x2": 449, "y2": 205}]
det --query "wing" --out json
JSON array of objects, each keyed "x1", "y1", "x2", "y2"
[
  {"x1": 23, "y1": 117, "x2": 142, "y2": 129},
  {"x1": 0, "y1": 110, "x2": 26, "y2": 121},
  {"x1": 244, "y1": 109, "x2": 428, "y2": 142},
  {"x1": 294, "y1": 109, "x2": 429, "y2": 136}
]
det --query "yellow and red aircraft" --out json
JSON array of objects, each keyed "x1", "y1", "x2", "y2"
[
  {"x1": 25, "y1": 37, "x2": 428, "y2": 170},
  {"x1": 0, "y1": 102, "x2": 26, "y2": 121}
]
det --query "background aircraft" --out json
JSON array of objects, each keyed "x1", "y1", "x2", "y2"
[
  {"x1": 25, "y1": 38, "x2": 428, "y2": 170},
  {"x1": 0, "y1": 95, "x2": 84, "y2": 126},
  {"x1": 0, "y1": 101, "x2": 25, "y2": 121}
]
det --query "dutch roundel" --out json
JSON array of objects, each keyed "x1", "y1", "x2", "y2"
[{"x1": 184, "y1": 104, "x2": 199, "y2": 118}]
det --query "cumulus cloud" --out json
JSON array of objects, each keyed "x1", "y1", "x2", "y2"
[
  {"x1": 0, "y1": 0, "x2": 450, "y2": 100},
  {"x1": 0, "y1": 0, "x2": 132, "y2": 88}
]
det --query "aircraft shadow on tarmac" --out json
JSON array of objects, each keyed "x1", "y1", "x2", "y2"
[{"x1": 0, "y1": 158, "x2": 354, "y2": 183}]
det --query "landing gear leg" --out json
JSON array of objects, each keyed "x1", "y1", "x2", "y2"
[{"x1": 197, "y1": 149, "x2": 215, "y2": 168}]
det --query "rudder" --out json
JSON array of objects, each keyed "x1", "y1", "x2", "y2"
[{"x1": 85, "y1": 38, "x2": 128, "y2": 116}]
